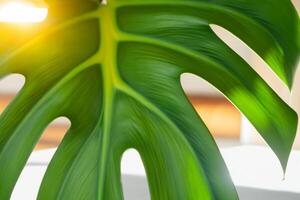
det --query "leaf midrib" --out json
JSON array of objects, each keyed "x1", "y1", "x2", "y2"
[
  {"x1": 0, "y1": 1, "x2": 291, "y2": 198},
  {"x1": 96, "y1": 5, "x2": 213, "y2": 198},
  {"x1": 1, "y1": 0, "x2": 281, "y2": 168},
  {"x1": 1, "y1": 0, "x2": 271, "y2": 172}
]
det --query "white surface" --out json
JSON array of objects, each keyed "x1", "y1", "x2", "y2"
[
  {"x1": 181, "y1": 73, "x2": 221, "y2": 96},
  {"x1": 223, "y1": 146, "x2": 300, "y2": 194},
  {"x1": 11, "y1": 145, "x2": 300, "y2": 200},
  {"x1": 0, "y1": 74, "x2": 25, "y2": 94}
]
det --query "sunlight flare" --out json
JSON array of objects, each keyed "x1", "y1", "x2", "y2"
[{"x1": 0, "y1": 1, "x2": 47, "y2": 23}]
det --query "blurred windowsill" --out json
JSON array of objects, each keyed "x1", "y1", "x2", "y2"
[{"x1": 0, "y1": 94, "x2": 242, "y2": 150}]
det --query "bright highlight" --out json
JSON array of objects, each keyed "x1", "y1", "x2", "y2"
[{"x1": 0, "y1": 2, "x2": 47, "y2": 23}]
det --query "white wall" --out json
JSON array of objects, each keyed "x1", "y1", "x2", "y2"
[{"x1": 0, "y1": 74, "x2": 25, "y2": 94}]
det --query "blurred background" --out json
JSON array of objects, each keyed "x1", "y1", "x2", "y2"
[{"x1": 0, "y1": 0, "x2": 299, "y2": 150}]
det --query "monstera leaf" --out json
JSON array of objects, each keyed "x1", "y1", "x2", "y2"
[{"x1": 0, "y1": 0, "x2": 299, "y2": 199}]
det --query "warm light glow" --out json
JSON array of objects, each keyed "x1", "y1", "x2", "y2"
[{"x1": 0, "y1": 2, "x2": 47, "y2": 23}]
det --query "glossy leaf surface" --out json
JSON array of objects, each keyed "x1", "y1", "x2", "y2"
[{"x1": 0, "y1": 0, "x2": 299, "y2": 199}]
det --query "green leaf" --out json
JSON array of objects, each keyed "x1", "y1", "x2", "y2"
[{"x1": 0, "y1": 0, "x2": 299, "y2": 199}]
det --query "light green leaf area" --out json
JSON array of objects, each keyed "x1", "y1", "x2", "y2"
[{"x1": 0, "y1": 0, "x2": 299, "y2": 199}]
